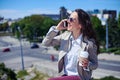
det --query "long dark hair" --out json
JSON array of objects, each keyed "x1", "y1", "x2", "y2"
[{"x1": 75, "y1": 9, "x2": 99, "y2": 54}]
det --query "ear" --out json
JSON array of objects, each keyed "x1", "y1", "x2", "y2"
[
  {"x1": 79, "y1": 24, "x2": 82, "y2": 29},
  {"x1": 79, "y1": 24, "x2": 82, "y2": 32}
]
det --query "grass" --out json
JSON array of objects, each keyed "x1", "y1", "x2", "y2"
[
  {"x1": 0, "y1": 32, "x2": 13, "y2": 36},
  {"x1": 93, "y1": 76, "x2": 120, "y2": 80},
  {"x1": 15, "y1": 68, "x2": 120, "y2": 80},
  {"x1": 17, "y1": 70, "x2": 29, "y2": 78},
  {"x1": 31, "y1": 70, "x2": 50, "y2": 80},
  {"x1": 100, "y1": 47, "x2": 120, "y2": 55},
  {"x1": 16, "y1": 68, "x2": 50, "y2": 80}
]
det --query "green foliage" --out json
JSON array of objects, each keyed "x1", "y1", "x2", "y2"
[
  {"x1": 100, "y1": 47, "x2": 120, "y2": 55},
  {"x1": 10, "y1": 12, "x2": 120, "y2": 49},
  {"x1": 114, "y1": 50, "x2": 120, "y2": 55},
  {"x1": 0, "y1": 63, "x2": 17, "y2": 80},
  {"x1": 11, "y1": 14, "x2": 58, "y2": 42},
  {"x1": 11, "y1": 22, "x2": 19, "y2": 35},
  {"x1": 54, "y1": 45, "x2": 60, "y2": 50},
  {"x1": 17, "y1": 70, "x2": 29, "y2": 78},
  {"x1": 31, "y1": 70, "x2": 50, "y2": 80},
  {"x1": 0, "y1": 32, "x2": 13, "y2": 36},
  {"x1": 93, "y1": 76, "x2": 120, "y2": 80},
  {"x1": 19, "y1": 15, "x2": 45, "y2": 41},
  {"x1": 107, "y1": 17, "x2": 120, "y2": 47},
  {"x1": 107, "y1": 47, "x2": 120, "y2": 52},
  {"x1": 91, "y1": 16, "x2": 101, "y2": 28},
  {"x1": 91, "y1": 16, "x2": 105, "y2": 46},
  {"x1": 0, "y1": 22, "x2": 9, "y2": 31},
  {"x1": 91, "y1": 15, "x2": 120, "y2": 48},
  {"x1": 99, "y1": 48, "x2": 106, "y2": 53},
  {"x1": 118, "y1": 12, "x2": 120, "y2": 28}
]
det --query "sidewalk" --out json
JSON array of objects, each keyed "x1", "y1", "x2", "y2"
[
  {"x1": 93, "y1": 53, "x2": 120, "y2": 79},
  {"x1": 98, "y1": 53, "x2": 120, "y2": 62},
  {"x1": 33, "y1": 46, "x2": 120, "y2": 79}
]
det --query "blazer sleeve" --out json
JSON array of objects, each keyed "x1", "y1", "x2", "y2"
[
  {"x1": 42, "y1": 26, "x2": 61, "y2": 47},
  {"x1": 88, "y1": 41, "x2": 98, "y2": 70}
]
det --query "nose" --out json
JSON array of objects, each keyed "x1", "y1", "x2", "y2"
[{"x1": 67, "y1": 20, "x2": 70, "y2": 24}]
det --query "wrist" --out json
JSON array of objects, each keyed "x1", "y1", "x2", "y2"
[
  {"x1": 55, "y1": 26, "x2": 60, "y2": 31},
  {"x1": 52, "y1": 26, "x2": 59, "y2": 32}
]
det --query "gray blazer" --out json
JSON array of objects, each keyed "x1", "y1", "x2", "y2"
[{"x1": 42, "y1": 28, "x2": 98, "y2": 80}]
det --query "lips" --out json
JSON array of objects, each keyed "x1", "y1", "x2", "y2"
[{"x1": 68, "y1": 24, "x2": 72, "y2": 27}]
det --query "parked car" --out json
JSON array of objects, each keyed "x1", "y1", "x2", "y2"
[
  {"x1": 3, "y1": 48, "x2": 11, "y2": 52},
  {"x1": 31, "y1": 43, "x2": 39, "y2": 49}
]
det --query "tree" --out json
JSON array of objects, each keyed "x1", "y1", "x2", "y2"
[
  {"x1": 0, "y1": 63, "x2": 17, "y2": 80},
  {"x1": 91, "y1": 16, "x2": 106, "y2": 46},
  {"x1": 107, "y1": 17, "x2": 120, "y2": 47},
  {"x1": 42, "y1": 17, "x2": 55, "y2": 35},
  {"x1": 118, "y1": 12, "x2": 120, "y2": 28},
  {"x1": 19, "y1": 15, "x2": 45, "y2": 41},
  {"x1": 11, "y1": 22, "x2": 19, "y2": 36},
  {"x1": 11, "y1": 14, "x2": 57, "y2": 42},
  {"x1": 0, "y1": 22, "x2": 9, "y2": 31}
]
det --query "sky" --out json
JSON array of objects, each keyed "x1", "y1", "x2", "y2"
[{"x1": 0, "y1": 0, "x2": 120, "y2": 19}]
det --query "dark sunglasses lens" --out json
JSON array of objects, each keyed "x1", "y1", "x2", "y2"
[{"x1": 69, "y1": 18, "x2": 73, "y2": 22}]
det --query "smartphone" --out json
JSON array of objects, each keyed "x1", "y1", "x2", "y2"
[{"x1": 63, "y1": 21, "x2": 68, "y2": 27}]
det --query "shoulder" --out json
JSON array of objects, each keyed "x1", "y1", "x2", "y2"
[
  {"x1": 88, "y1": 39, "x2": 95, "y2": 45},
  {"x1": 83, "y1": 37, "x2": 95, "y2": 46},
  {"x1": 87, "y1": 38, "x2": 97, "y2": 49}
]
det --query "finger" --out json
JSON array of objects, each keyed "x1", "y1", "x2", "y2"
[{"x1": 82, "y1": 62, "x2": 88, "y2": 67}]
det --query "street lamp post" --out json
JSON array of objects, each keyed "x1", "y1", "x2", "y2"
[
  {"x1": 106, "y1": 21, "x2": 108, "y2": 51},
  {"x1": 102, "y1": 14, "x2": 109, "y2": 51},
  {"x1": 18, "y1": 26, "x2": 24, "y2": 70}
]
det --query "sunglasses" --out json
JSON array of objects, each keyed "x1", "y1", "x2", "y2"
[{"x1": 68, "y1": 17, "x2": 76, "y2": 22}]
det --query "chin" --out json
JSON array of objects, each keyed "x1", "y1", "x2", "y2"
[
  {"x1": 67, "y1": 26, "x2": 72, "y2": 31},
  {"x1": 67, "y1": 28, "x2": 72, "y2": 31}
]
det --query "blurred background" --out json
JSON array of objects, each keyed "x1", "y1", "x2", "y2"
[{"x1": 0, "y1": 0, "x2": 120, "y2": 80}]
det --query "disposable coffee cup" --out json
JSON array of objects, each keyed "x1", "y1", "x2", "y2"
[{"x1": 79, "y1": 51, "x2": 89, "y2": 66}]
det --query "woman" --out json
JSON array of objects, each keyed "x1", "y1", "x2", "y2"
[{"x1": 42, "y1": 9, "x2": 99, "y2": 80}]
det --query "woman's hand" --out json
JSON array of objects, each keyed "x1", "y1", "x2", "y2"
[
  {"x1": 79, "y1": 57, "x2": 89, "y2": 67},
  {"x1": 56, "y1": 19, "x2": 67, "y2": 31}
]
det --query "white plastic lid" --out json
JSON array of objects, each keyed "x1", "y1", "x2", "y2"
[{"x1": 79, "y1": 51, "x2": 89, "y2": 58}]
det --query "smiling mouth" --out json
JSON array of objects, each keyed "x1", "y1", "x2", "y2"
[
  {"x1": 68, "y1": 23, "x2": 70, "y2": 26},
  {"x1": 68, "y1": 23, "x2": 72, "y2": 27}
]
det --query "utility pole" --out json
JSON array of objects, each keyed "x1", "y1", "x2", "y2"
[
  {"x1": 18, "y1": 26, "x2": 24, "y2": 70},
  {"x1": 106, "y1": 21, "x2": 108, "y2": 51},
  {"x1": 102, "y1": 14, "x2": 109, "y2": 51}
]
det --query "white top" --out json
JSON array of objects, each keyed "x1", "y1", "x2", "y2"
[{"x1": 64, "y1": 34, "x2": 82, "y2": 76}]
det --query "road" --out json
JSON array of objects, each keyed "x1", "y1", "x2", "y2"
[
  {"x1": 0, "y1": 45, "x2": 50, "y2": 70},
  {"x1": 0, "y1": 44, "x2": 120, "y2": 72}
]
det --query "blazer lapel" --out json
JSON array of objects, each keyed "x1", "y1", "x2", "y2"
[
  {"x1": 58, "y1": 31, "x2": 72, "y2": 61},
  {"x1": 80, "y1": 37, "x2": 88, "y2": 51}
]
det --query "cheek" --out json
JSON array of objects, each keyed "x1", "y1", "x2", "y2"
[
  {"x1": 67, "y1": 26, "x2": 72, "y2": 31},
  {"x1": 67, "y1": 23, "x2": 81, "y2": 31},
  {"x1": 73, "y1": 23, "x2": 81, "y2": 29}
]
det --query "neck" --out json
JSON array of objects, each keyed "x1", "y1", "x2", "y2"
[{"x1": 72, "y1": 30, "x2": 81, "y2": 39}]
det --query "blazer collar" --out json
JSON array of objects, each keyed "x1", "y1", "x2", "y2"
[
  {"x1": 67, "y1": 32, "x2": 88, "y2": 51},
  {"x1": 81, "y1": 36, "x2": 88, "y2": 51}
]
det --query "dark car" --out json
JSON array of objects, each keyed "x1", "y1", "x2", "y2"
[
  {"x1": 31, "y1": 43, "x2": 39, "y2": 49},
  {"x1": 3, "y1": 48, "x2": 11, "y2": 52}
]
